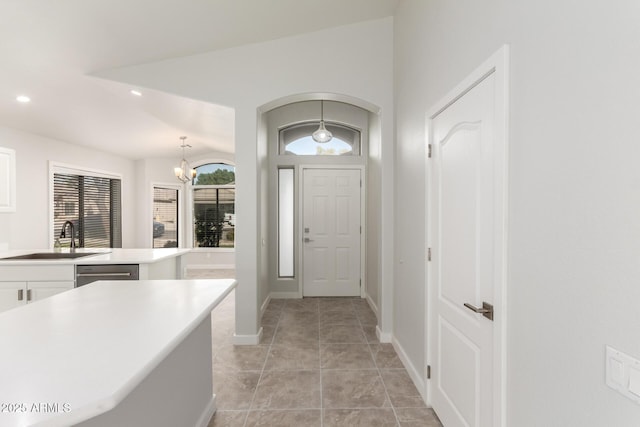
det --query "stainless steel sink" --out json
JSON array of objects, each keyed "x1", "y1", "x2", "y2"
[{"x1": 0, "y1": 252, "x2": 102, "y2": 260}]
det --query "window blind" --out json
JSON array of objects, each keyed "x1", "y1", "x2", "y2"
[
  {"x1": 53, "y1": 173, "x2": 122, "y2": 248},
  {"x1": 153, "y1": 187, "x2": 178, "y2": 248}
]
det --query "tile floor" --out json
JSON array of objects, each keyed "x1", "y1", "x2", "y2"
[{"x1": 194, "y1": 269, "x2": 442, "y2": 426}]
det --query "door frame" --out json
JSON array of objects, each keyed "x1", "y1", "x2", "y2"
[
  {"x1": 298, "y1": 164, "x2": 366, "y2": 298},
  {"x1": 425, "y1": 45, "x2": 509, "y2": 427}
]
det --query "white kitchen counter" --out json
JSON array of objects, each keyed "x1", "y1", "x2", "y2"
[
  {"x1": 0, "y1": 248, "x2": 191, "y2": 265},
  {"x1": 0, "y1": 278, "x2": 236, "y2": 427}
]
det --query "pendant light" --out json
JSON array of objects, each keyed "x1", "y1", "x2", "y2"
[
  {"x1": 174, "y1": 136, "x2": 197, "y2": 183},
  {"x1": 312, "y1": 100, "x2": 333, "y2": 143}
]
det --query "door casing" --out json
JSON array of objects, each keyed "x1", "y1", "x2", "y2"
[{"x1": 426, "y1": 45, "x2": 509, "y2": 427}]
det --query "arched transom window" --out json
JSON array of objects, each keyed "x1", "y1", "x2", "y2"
[{"x1": 279, "y1": 123, "x2": 361, "y2": 156}]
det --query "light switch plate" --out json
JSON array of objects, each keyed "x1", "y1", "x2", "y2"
[{"x1": 606, "y1": 346, "x2": 640, "y2": 405}]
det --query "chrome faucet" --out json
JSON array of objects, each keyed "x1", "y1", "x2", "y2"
[{"x1": 60, "y1": 221, "x2": 76, "y2": 251}]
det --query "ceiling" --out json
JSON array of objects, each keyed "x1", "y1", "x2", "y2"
[{"x1": 0, "y1": 0, "x2": 399, "y2": 160}]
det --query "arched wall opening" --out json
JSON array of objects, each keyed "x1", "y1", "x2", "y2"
[{"x1": 255, "y1": 93, "x2": 386, "y2": 329}]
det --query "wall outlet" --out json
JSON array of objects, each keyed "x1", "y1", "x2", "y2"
[{"x1": 606, "y1": 345, "x2": 640, "y2": 404}]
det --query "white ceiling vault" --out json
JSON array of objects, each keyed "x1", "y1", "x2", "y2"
[{"x1": 0, "y1": 0, "x2": 398, "y2": 159}]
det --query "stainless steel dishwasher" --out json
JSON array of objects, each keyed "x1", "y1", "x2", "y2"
[{"x1": 75, "y1": 264, "x2": 139, "y2": 287}]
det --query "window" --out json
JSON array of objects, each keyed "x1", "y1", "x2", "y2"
[
  {"x1": 153, "y1": 187, "x2": 178, "y2": 248},
  {"x1": 278, "y1": 168, "x2": 294, "y2": 277},
  {"x1": 280, "y1": 123, "x2": 361, "y2": 156},
  {"x1": 192, "y1": 163, "x2": 235, "y2": 248},
  {"x1": 53, "y1": 172, "x2": 122, "y2": 248}
]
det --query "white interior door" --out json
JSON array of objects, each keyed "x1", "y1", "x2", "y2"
[
  {"x1": 302, "y1": 168, "x2": 361, "y2": 297},
  {"x1": 428, "y1": 63, "x2": 507, "y2": 427}
]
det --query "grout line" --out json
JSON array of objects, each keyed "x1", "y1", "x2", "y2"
[
  {"x1": 317, "y1": 300, "x2": 324, "y2": 427},
  {"x1": 358, "y1": 300, "x2": 402, "y2": 427},
  {"x1": 241, "y1": 300, "x2": 283, "y2": 427}
]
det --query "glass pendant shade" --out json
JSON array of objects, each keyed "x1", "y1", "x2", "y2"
[
  {"x1": 312, "y1": 100, "x2": 333, "y2": 143},
  {"x1": 312, "y1": 120, "x2": 333, "y2": 143}
]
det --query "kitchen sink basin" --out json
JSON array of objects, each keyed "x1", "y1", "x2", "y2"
[{"x1": 0, "y1": 252, "x2": 102, "y2": 260}]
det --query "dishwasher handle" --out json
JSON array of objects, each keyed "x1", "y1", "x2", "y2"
[{"x1": 76, "y1": 272, "x2": 132, "y2": 278}]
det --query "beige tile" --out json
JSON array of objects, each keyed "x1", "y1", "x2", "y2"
[
  {"x1": 208, "y1": 410, "x2": 247, "y2": 427},
  {"x1": 322, "y1": 370, "x2": 390, "y2": 409},
  {"x1": 318, "y1": 298, "x2": 356, "y2": 312},
  {"x1": 245, "y1": 409, "x2": 322, "y2": 426},
  {"x1": 362, "y1": 325, "x2": 380, "y2": 344},
  {"x1": 252, "y1": 370, "x2": 321, "y2": 410},
  {"x1": 380, "y1": 370, "x2": 427, "y2": 408},
  {"x1": 213, "y1": 344, "x2": 269, "y2": 371},
  {"x1": 370, "y1": 343, "x2": 404, "y2": 369},
  {"x1": 320, "y1": 324, "x2": 366, "y2": 343},
  {"x1": 283, "y1": 298, "x2": 319, "y2": 312},
  {"x1": 279, "y1": 310, "x2": 320, "y2": 326},
  {"x1": 320, "y1": 310, "x2": 359, "y2": 326},
  {"x1": 323, "y1": 408, "x2": 397, "y2": 426},
  {"x1": 264, "y1": 343, "x2": 320, "y2": 370},
  {"x1": 261, "y1": 310, "x2": 281, "y2": 325},
  {"x1": 273, "y1": 323, "x2": 319, "y2": 345},
  {"x1": 260, "y1": 324, "x2": 276, "y2": 345},
  {"x1": 213, "y1": 371, "x2": 261, "y2": 410},
  {"x1": 356, "y1": 309, "x2": 378, "y2": 326},
  {"x1": 320, "y1": 344, "x2": 375, "y2": 369},
  {"x1": 267, "y1": 298, "x2": 286, "y2": 309},
  {"x1": 395, "y1": 407, "x2": 443, "y2": 426}
]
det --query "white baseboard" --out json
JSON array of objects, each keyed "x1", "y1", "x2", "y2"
[
  {"x1": 195, "y1": 395, "x2": 216, "y2": 427},
  {"x1": 392, "y1": 336, "x2": 428, "y2": 405},
  {"x1": 376, "y1": 325, "x2": 392, "y2": 343},
  {"x1": 233, "y1": 327, "x2": 263, "y2": 345},
  {"x1": 365, "y1": 293, "x2": 379, "y2": 316},
  {"x1": 269, "y1": 291, "x2": 300, "y2": 299},
  {"x1": 260, "y1": 294, "x2": 272, "y2": 317}
]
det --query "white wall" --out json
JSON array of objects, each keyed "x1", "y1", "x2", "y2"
[
  {"x1": 0, "y1": 125, "x2": 136, "y2": 250},
  {"x1": 394, "y1": 1, "x2": 640, "y2": 425},
  {"x1": 98, "y1": 18, "x2": 395, "y2": 341}
]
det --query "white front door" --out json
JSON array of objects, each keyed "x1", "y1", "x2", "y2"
[
  {"x1": 428, "y1": 50, "x2": 508, "y2": 427},
  {"x1": 302, "y1": 168, "x2": 361, "y2": 297}
]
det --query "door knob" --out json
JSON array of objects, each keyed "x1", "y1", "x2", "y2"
[
  {"x1": 463, "y1": 301, "x2": 494, "y2": 321},
  {"x1": 304, "y1": 237, "x2": 314, "y2": 243}
]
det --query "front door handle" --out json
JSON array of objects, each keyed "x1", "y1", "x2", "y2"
[{"x1": 463, "y1": 301, "x2": 494, "y2": 321}]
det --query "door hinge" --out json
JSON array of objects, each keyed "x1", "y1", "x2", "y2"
[
  {"x1": 428, "y1": 144, "x2": 432, "y2": 158},
  {"x1": 427, "y1": 365, "x2": 431, "y2": 379},
  {"x1": 360, "y1": 225, "x2": 362, "y2": 234},
  {"x1": 427, "y1": 248, "x2": 432, "y2": 261},
  {"x1": 359, "y1": 279, "x2": 362, "y2": 288}
]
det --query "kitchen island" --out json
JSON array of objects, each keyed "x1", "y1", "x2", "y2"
[
  {"x1": 0, "y1": 248, "x2": 191, "y2": 313},
  {"x1": 0, "y1": 278, "x2": 236, "y2": 427},
  {"x1": 0, "y1": 247, "x2": 191, "y2": 278}
]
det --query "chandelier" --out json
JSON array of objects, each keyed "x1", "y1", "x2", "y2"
[{"x1": 174, "y1": 136, "x2": 196, "y2": 183}]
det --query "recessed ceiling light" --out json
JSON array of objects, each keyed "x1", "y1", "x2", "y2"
[
  {"x1": 130, "y1": 90, "x2": 142, "y2": 97},
  {"x1": 16, "y1": 95, "x2": 31, "y2": 103}
]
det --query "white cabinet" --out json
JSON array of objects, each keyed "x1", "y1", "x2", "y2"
[
  {"x1": 29, "y1": 281, "x2": 75, "y2": 301},
  {"x1": 0, "y1": 281, "x2": 74, "y2": 312},
  {"x1": 0, "y1": 265, "x2": 75, "y2": 313},
  {"x1": 0, "y1": 147, "x2": 16, "y2": 212},
  {"x1": 0, "y1": 282, "x2": 25, "y2": 312}
]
